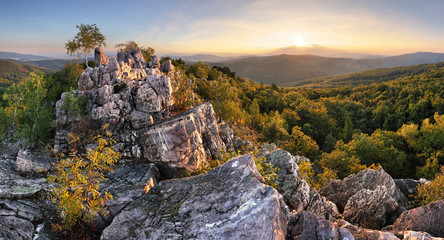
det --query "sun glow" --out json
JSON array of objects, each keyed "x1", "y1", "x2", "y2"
[{"x1": 293, "y1": 36, "x2": 306, "y2": 47}]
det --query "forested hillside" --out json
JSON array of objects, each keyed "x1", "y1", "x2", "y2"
[
  {"x1": 0, "y1": 59, "x2": 54, "y2": 94},
  {"x1": 293, "y1": 61, "x2": 444, "y2": 88},
  {"x1": 174, "y1": 60, "x2": 443, "y2": 185},
  {"x1": 0, "y1": 58, "x2": 442, "y2": 188}
]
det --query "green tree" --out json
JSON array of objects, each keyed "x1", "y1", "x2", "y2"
[
  {"x1": 3, "y1": 72, "x2": 53, "y2": 144},
  {"x1": 342, "y1": 114, "x2": 354, "y2": 143},
  {"x1": 48, "y1": 125, "x2": 120, "y2": 231},
  {"x1": 416, "y1": 165, "x2": 444, "y2": 205},
  {"x1": 115, "y1": 40, "x2": 155, "y2": 61},
  {"x1": 65, "y1": 24, "x2": 107, "y2": 67},
  {"x1": 284, "y1": 126, "x2": 319, "y2": 159}
]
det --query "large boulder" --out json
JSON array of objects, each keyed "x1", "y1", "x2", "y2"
[
  {"x1": 384, "y1": 200, "x2": 444, "y2": 237},
  {"x1": 15, "y1": 149, "x2": 53, "y2": 174},
  {"x1": 100, "y1": 154, "x2": 289, "y2": 240},
  {"x1": 343, "y1": 186, "x2": 399, "y2": 229},
  {"x1": 287, "y1": 211, "x2": 353, "y2": 240},
  {"x1": 320, "y1": 167, "x2": 410, "y2": 213},
  {"x1": 93, "y1": 163, "x2": 160, "y2": 230},
  {"x1": 137, "y1": 103, "x2": 226, "y2": 178},
  {"x1": 265, "y1": 150, "x2": 340, "y2": 220}
]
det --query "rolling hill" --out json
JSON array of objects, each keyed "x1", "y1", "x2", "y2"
[
  {"x1": 0, "y1": 59, "x2": 55, "y2": 94},
  {"x1": 291, "y1": 61, "x2": 444, "y2": 88},
  {"x1": 213, "y1": 52, "x2": 444, "y2": 86}
]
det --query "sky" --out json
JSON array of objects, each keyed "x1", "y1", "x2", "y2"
[{"x1": 1, "y1": 0, "x2": 444, "y2": 58}]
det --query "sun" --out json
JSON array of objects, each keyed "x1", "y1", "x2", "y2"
[{"x1": 293, "y1": 36, "x2": 306, "y2": 47}]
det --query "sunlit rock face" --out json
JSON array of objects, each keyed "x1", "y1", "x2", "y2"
[
  {"x1": 55, "y1": 48, "x2": 226, "y2": 178},
  {"x1": 101, "y1": 154, "x2": 289, "y2": 240}
]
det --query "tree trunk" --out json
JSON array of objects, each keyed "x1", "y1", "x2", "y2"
[{"x1": 84, "y1": 52, "x2": 88, "y2": 67}]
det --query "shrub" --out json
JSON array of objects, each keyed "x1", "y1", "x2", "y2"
[
  {"x1": 48, "y1": 124, "x2": 120, "y2": 231},
  {"x1": 415, "y1": 165, "x2": 444, "y2": 205}
]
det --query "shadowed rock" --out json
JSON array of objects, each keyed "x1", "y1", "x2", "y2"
[
  {"x1": 100, "y1": 154, "x2": 289, "y2": 240},
  {"x1": 287, "y1": 211, "x2": 353, "y2": 240},
  {"x1": 384, "y1": 200, "x2": 444, "y2": 237}
]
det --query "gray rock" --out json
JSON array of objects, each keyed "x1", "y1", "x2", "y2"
[
  {"x1": 287, "y1": 211, "x2": 354, "y2": 240},
  {"x1": 129, "y1": 110, "x2": 154, "y2": 129},
  {"x1": 320, "y1": 167, "x2": 410, "y2": 213},
  {"x1": 265, "y1": 150, "x2": 340, "y2": 220},
  {"x1": 135, "y1": 84, "x2": 160, "y2": 113},
  {"x1": 161, "y1": 59, "x2": 175, "y2": 73},
  {"x1": 0, "y1": 199, "x2": 43, "y2": 223},
  {"x1": 336, "y1": 219, "x2": 400, "y2": 240},
  {"x1": 137, "y1": 103, "x2": 226, "y2": 178},
  {"x1": 94, "y1": 163, "x2": 160, "y2": 230},
  {"x1": 218, "y1": 122, "x2": 235, "y2": 151},
  {"x1": 343, "y1": 186, "x2": 399, "y2": 229},
  {"x1": 0, "y1": 157, "x2": 46, "y2": 198},
  {"x1": 95, "y1": 47, "x2": 109, "y2": 67},
  {"x1": 384, "y1": 200, "x2": 444, "y2": 237},
  {"x1": 15, "y1": 149, "x2": 53, "y2": 174},
  {"x1": 149, "y1": 55, "x2": 160, "y2": 68},
  {"x1": 101, "y1": 154, "x2": 289, "y2": 240},
  {"x1": 0, "y1": 215, "x2": 34, "y2": 240},
  {"x1": 394, "y1": 179, "x2": 420, "y2": 201}
]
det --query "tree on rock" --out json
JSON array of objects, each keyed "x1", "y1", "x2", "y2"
[{"x1": 65, "y1": 24, "x2": 107, "y2": 67}]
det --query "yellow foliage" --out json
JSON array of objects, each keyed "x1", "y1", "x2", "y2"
[
  {"x1": 416, "y1": 165, "x2": 444, "y2": 205},
  {"x1": 48, "y1": 125, "x2": 120, "y2": 230}
]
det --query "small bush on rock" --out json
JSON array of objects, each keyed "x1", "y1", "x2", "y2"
[{"x1": 48, "y1": 124, "x2": 120, "y2": 231}]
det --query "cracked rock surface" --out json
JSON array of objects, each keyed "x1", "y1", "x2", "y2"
[{"x1": 100, "y1": 154, "x2": 289, "y2": 240}]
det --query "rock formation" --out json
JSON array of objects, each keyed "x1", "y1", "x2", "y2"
[
  {"x1": 343, "y1": 186, "x2": 399, "y2": 229},
  {"x1": 101, "y1": 154, "x2": 289, "y2": 240},
  {"x1": 320, "y1": 167, "x2": 410, "y2": 228},
  {"x1": 265, "y1": 150, "x2": 340, "y2": 220},
  {"x1": 55, "y1": 48, "x2": 227, "y2": 178}
]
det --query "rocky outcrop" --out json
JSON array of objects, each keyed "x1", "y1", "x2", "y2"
[
  {"x1": 138, "y1": 103, "x2": 225, "y2": 177},
  {"x1": 320, "y1": 167, "x2": 410, "y2": 215},
  {"x1": 265, "y1": 150, "x2": 340, "y2": 220},
  {"x1": 343, "y1": 186, "x2": 399, "y2": 229},
  {"x1": 55, "y1": 49, "x2": 227, "y2": 177},
  {"x1": 287, "y1": 211, "x2": 353, "y2": 240},
  {"x1": 384, "y1": 200, "x2": 444, "y2": 237},
  {"x1": 95, "y1": 47, "x2": 109, "y2": 66},
  {"x1": 100, "y1": 154, "x2": 289, "y2": 240}
]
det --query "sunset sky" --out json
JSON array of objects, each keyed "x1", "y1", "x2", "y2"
[{"x1": 1, "y1": 0, "x2": 443, "y2": 57}]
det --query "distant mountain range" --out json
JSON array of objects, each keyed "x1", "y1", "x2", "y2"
[
  {"x1": 211, "y1": 52, "x2": 444, "y2": 86},
  {"x1": 0, "y1": 51, "x2": 54, "y2": 61}
]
